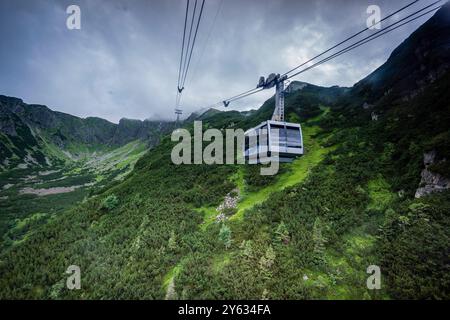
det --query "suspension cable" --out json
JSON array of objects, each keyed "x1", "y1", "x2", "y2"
[
  {"x1": 215, "y1": 0, "x2": 442, "y2": 107},
  {"x1": 281, "y1": 0, "x2": 422, "y2": 77},
  {"x1": 181, "y1": 0, "x2": 206, "y2": 88},
  {"x1": 285, "y1": 1, "x2": 443, "y2": 80}
]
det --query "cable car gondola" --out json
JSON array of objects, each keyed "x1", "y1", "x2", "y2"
[
  {"x1": 244, "y1": 73, "x2": 304, "y2": 163},
  {"x1": 244, "y1": 120, "x2": 303, "y2": 163}
]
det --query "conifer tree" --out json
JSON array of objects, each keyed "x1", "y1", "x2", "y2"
[
  {"x1": 219, "y1": 224, "x2": 232, "y2": 249},
  {"x1": 168, "y1": 230, "x2": 177, "y2": 250},
  {"x1": 275, "y1": 221, "x2": 290, "y2": 244},
  {"x1": 259, "y1": 245, "x2": 276, "y2": 278}
]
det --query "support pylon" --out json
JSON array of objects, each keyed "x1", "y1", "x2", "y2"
[{"x1": 272, "y1": 75, "x2": 287, "y2": 122}]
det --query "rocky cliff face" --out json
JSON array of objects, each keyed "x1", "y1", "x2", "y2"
[
  {"x1": 415, "y1": 150, "x2": 450, "y2": 198},
  {"x1": 0, "y1": 104, "x2": 19, "y2": 136},
  {"x1": 0, "y1": 101, "x2": 47, "y2": 169},
  {"x1": 109, "y1": 118, "x2": 174, "y2": 146}
]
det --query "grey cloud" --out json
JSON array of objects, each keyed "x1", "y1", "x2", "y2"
[{"x1": 0, "y1": 0, "x2": 436, "y2": 122}]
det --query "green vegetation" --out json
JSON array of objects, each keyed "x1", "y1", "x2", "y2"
[
  {"x1": 1, "y1": 70, "x2": 448, "y2": 300},
  {"x1": 219, "y1": 224, "x2": 232, "y2": 249},
  {"x1": 101, "y1": 194, "x2": 119, "y2": 211},
  {"x1": 1, "y1": 24, "x2": 449, "y2": 299}
]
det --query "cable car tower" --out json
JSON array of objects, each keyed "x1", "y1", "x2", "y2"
[
  {"x1": 243, "y1": 73, "x2": 304, "y2": 163},
  {"x1": 258, "y1": 73, "x2": 288, "y2": 121}
]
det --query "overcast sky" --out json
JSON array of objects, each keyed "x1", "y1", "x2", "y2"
[{"x1": 0, "y1": 0, "x2": 440, "y2": 123}]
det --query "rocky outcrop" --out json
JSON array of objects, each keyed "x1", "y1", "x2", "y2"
[
  {"x1": 288, "y1": 82, "x2": 308, "y2": 92},
  {"x1": 415, "y1": 150, "x2": 450, "y2": 198},
  {"x1": 215, "y1": 188, "x2": 240, "y2": 222}
]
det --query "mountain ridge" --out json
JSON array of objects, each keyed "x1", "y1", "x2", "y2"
[
  {"x1": 0, "y1": 94, "x2": 174, "y2": 170},
  {"x1": 351, "y1": 3, "x2": 450, "y2": 104}
]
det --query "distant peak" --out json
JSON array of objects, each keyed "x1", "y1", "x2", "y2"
[
  {"x1": 119, "y1": 118, "x2": 142, "y2": 124},
  {"x1": 0, "y1": 95, "x2": 24, "y2": 107}
]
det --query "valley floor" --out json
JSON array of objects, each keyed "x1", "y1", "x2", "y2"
[{"x1": 0, "y1": 140, "x2": 148, "y2": 251}]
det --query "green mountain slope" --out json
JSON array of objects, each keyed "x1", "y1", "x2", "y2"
[{"x1": 0, "y1": 5, "x2": 449, "y2": 300}]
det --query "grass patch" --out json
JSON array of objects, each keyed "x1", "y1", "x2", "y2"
[
  {"x1": 367, "y1": 175, "x2": 394, "y2": 212},
  {"x1": 210, "y1": 253, "x2": 231, "y2": 274},
  {"x1": 231, "y1": 123, "x2": 334, "y2": 221},
  {"x1": 162, "y1": 264, "x2": 182, "y2": 291}
]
